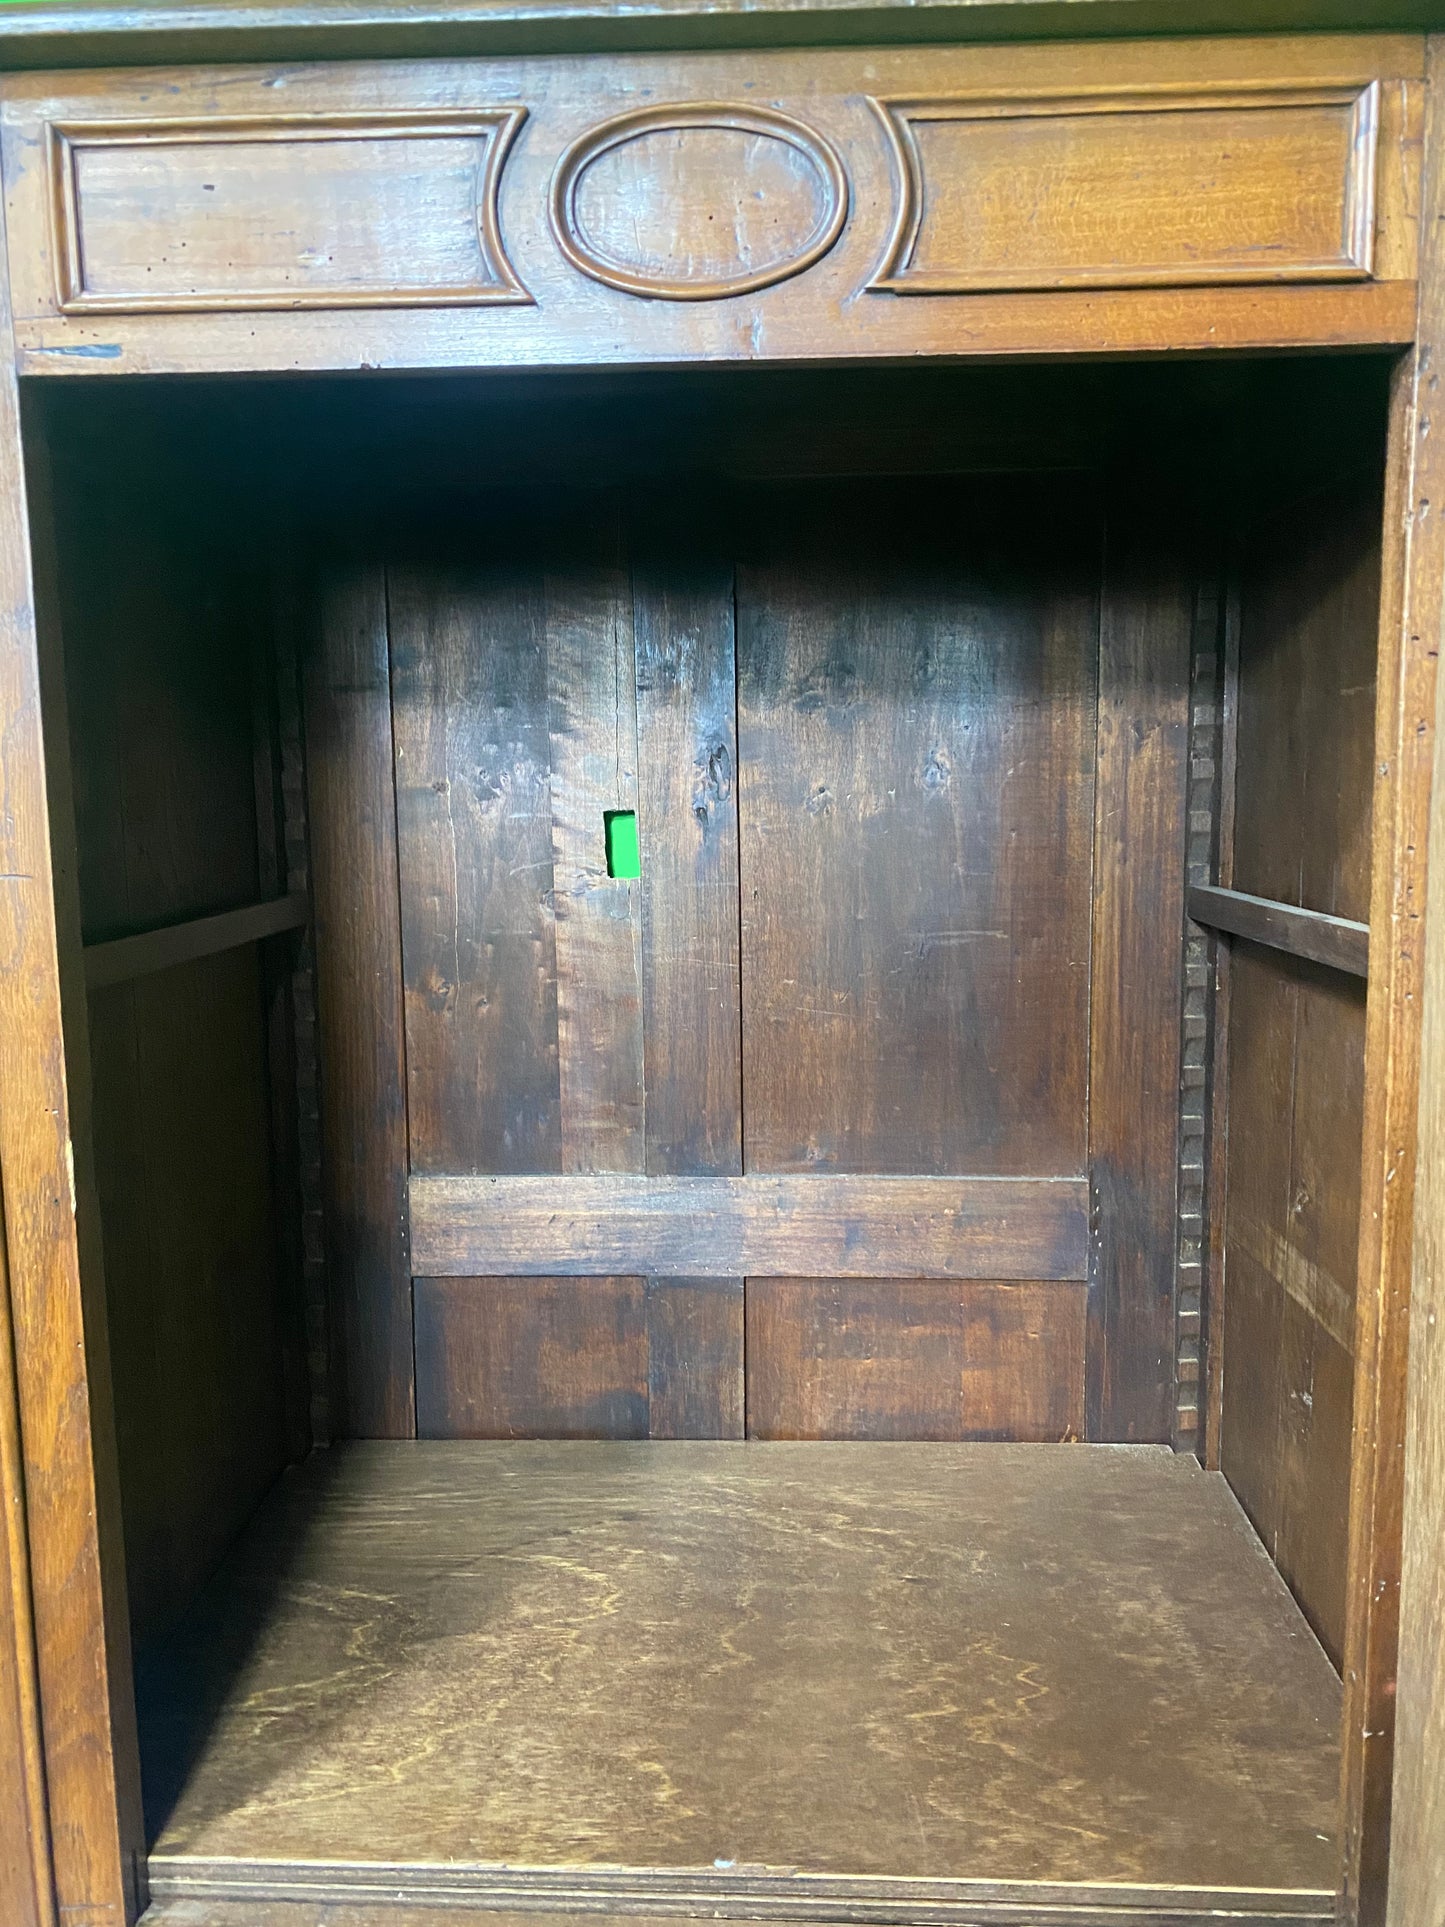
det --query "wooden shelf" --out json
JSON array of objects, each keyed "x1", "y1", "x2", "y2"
[
  {"x1": 83, "y1": 892, "x2": 308, "y2": 990},
  {"x1": 1187, "y1": 883, "x2": 1369, "y2": 979},
  {"x1": 139, "y1": 1441, "x2": 1339, "y2": 1922}
]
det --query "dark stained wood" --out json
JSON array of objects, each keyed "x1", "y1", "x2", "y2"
[
  {"x1": 1187, "y1": 886, "x2": 1369, "y2": 979},
  {"x1": 413, "y1": 1278, "x2": 743, "y2": 1438},
  {"x1": 135, "y1": 1442, "x2": 1340, "y2": 1907},
  {"x1": 546, "y1": 542, "x2": 646, "y2": 1175},
  {"x1": 304, "y1": 567, "x2": 414, "y2": 1439},
  {"x1": 1221, "y1": 945, "x2": 1365, "y2": 1667},
  {"x1": 634, "y1": 551, "x2": 742, "y2": 1178},
  {"x1": 134, "y1": 1903, "x2": 1339, "y2": 1927},
  {"x1": 736, "y1": 475, "x2": 1098, "y2": 1179},
  {"x1": 83, "y1": 893, "x2": 308, "y2": 991},
  {"x1": 745, "y1": 1280, "x2": 1086, "y2": 1440},
  {"x1": 409, "y1": 1174, "x2": 1090, "y2": 1280},
  {"x1": 1086, "y1": 514, "x2": 1193, "y2": 1442},
  {"x1": 389, "y1": 551, "x2": 561, "y2": 1177}
]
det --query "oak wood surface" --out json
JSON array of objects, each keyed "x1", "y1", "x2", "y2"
[
  {"x1": 1186, "y1": 887, "x2": 1370, "y2": 979},
  {"x1": 1086, "y1": 510, "x2": 1193, "y2": 1442},
  {"x1": 745, "y1": 1280, "x2": 1087, "y2": 1440},
  {"x1": 83, "y1": 894, "x2": 308, "y2": 991},
  {"x1": 137, "y1": 1441, "x2": 1340, "y2": 1904},
  {"x1": 1336, "y1": 141, "x2": 1445, "y2": 1913},
  {"x1": 0, "y1": 37, "x2": 1422, "y2": 378},
  {"x1": 1382, "y1": 38, "x2": 1445, "y2": 1927},
  {"x1": 410, "y1": 1174, "x2": 1089, "y2": 1280},
  {"x1": 305, "y1": 568, "x2": 414, "y2": 1438}
]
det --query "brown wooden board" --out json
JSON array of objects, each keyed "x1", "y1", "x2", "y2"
[
  {"x1": 735, "y1": 475, "x2": 1098, "y2": 1179},
  {"x1": 414, "y1": 1277, "x2": 743, "y2": 1437},
  {"x1": 305, "y1": 567, "x2": 414, "y2": 1438},
  {"x1": 1221, "y1": 945, "x2": 1365, "y2": 1668},
  {"x1": 1087, "y1": 511, "x2": 1193, "y2": 1442},
  {"x1": 745, "y1": 1280, "x2": 1086, "y2": 1440},
  {"x1": 136, "y1": 1441, "x2": 1340, "y2": 1908}
]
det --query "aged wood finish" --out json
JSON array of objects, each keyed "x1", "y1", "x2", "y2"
[
  {"x1": 1376, "y1": 40, "x2": 1445, "y2": 1927},
  {"x1": 1186, "y1": 887, "x2": 1370, "y2": 980},
  {"x1": 304, "y1": 568, "x2": 414, "y2": 1439},
  {"x1": 0, "y1": 194, "x2": 144, "y2": 1927},
  {"x1": 414, "y1": 1276, "x2": 744, "y2": 1437},
  {"x1": 1337, "y1": 114, "x2": 1445, "y2": 1912},
  {"x1": 745, "y1": 1280, "x2": 1087, "y2": 1440},
  {"x1": 137, "y1": 1442, "x2": 1339, "y2": 1911},
  {"x1": 83, "y1": 893, "x2": 307, "y2": 990},
  {"x1": 1087, "y1": 513, "x2": 1193, "y2": 1442},
  {"x1": 0, "y1": 37, "x2": 1422, "y2": 378},
  {"x1": 410, "y1": 1174, "x2": 1090, "y2": 1280}
]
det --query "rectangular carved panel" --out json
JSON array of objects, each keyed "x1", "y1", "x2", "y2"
[
  {"x1": 870, "y1": 84, "x2": 1378, "y2": 294},
  {"x1": 49, "y1": 112, "x2": 529, "y2": 312}
]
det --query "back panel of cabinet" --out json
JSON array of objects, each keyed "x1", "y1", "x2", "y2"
[{"x1": 305, "y1": 468, "x2": 1193, "y2": 1443}]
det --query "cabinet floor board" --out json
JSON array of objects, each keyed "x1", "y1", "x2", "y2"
[{"x1": 136, "y1": 1442, "x2": 1339, "y2": 1913}]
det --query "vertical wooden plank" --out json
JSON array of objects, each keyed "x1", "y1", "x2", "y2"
[
  {"x1": 389, "y1": 559, "x2": 560, "y2": 1176},
  {"x1": 0, "y1": 379, "x2": 140, "y2": 1920},
  {"x1": 1342, "y1": 85, "x2": 1445, "y2": 1905},
  {"x1": 305, "y1": 566, "x2": 413, "y2": 1438},
  {"x1": 546, "y1": 552, "x2": 645, "y2": 1174},
  {"x1": 1379, "y1": 41, "x2": 1445, "y2": 1927},
  {"x1": 737, "y1": 476, "x2": 1098, "y2": 1178},
  {"x1": 645, "y1": 1279, "x2": 744, "y2": 1439},
  {"x1": 0, "y1": 1190, "x2": 53, "y2": 1927},
  {"x1": 634, "y1": 552, "x2": 742, "y2": 1177},
  {"x1": 1087, "y1": 510, "x2": 1192, "y2": 1442}
]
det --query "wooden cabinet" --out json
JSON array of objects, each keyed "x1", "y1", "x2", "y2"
[{"x1": 0, "y1": 9, "x2": 1440, "y2": 1927}]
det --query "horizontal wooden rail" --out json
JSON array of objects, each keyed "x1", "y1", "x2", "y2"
[
  {"x1": 84, "y1": 891, "x2": 308, "y2": 990},
  {"x1": 408, "y1": 1173, "x2": 1090, "y2": 1281},
  {"x1": 1187, "y1": 883, "x2": 1369, "y2": 980}
]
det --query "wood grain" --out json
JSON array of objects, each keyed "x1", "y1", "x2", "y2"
[
  {"x1": 137, "y1": 1441, "x2": 1340, "y2": 1904},
  {"x1": 389, "y1": 551, "x2": 561, "y2": 1176},
  {"x1": 736, "y1": 476, "x2": 1098, "y2": 1179},
  {"x1": 0, "y1": 38, "x2": 1421, "y2": 378},
  {"x1": 414, "y1": 1277, "x2": 743, "y2": 1437},
  {"x1": 1086, "y1": 512, "x2": 1193, "y2": 1442},
  {"x1": 634, "y1": 544, "x2": 742, "y2": 1178},
  {"x1": 745, "y1": 1280, "x2": 1086, "y2": 1440},
  {"x1": 82, "y1": 892, "x2": 307, "y2": 990},
  {"x1": 304, "y1": 567, "x2": 414, "y2": 1438},
  {"x1": 409, "y1": 1174, "x2": 1090, "y2": 1280},
  {"x1": 1186, "y1": 885, "x2": 1369, "y2": 979},
  {"x1": 1381, "y1": 37, "x2": 1445, "y2": 1927},
  {"x1": 0, "y1": 229, "x2": 141, "y2": 1923}
]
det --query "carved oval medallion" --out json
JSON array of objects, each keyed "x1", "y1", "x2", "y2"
[{"x1": 550, "y1": 103, "x2": 849, "y2": 300}]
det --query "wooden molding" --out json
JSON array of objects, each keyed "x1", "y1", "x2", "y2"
[
  {"x1": 47, "y1": 111, "x2": 531, "y2": 315},
  {"x1": 869, "y1": 82, "x2": 1379, "y2": 295},
  {"x1": 1187, "y1": 883, "x2": 1370, "y2": 978},
  {"x1": 409, "y1": 1173, "x2": 1090, "y2": 1281},
  {"x1": 549, "y1": 102, "x2": 848, "y2": 299},
  {"x1": 82, "y1": 893, "x2": 308, "y2": 991}
]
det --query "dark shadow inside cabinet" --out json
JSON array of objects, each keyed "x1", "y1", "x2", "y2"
[{"x1": 25, "y1": 354, "x2": 1391, "y2": 1922}]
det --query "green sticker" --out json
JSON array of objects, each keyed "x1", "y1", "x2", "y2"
[{"x1": 604, "y1": 810, "x2": 641, "y2": 880}]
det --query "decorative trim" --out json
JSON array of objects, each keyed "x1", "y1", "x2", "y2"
[
  {"x1": 868, "y1": 81, "x2": 1379, "y2": 295},
  {"x1": 47, "y1": 109, "x2": 531, "y2": 314},
  {"x1": 549, "y1": 102, "x2": 848, "y2": 300},
  {"x1": 1174, "y1": 595, "x2": 1226, "y2": 1453},
  {"x1": 146, "y1": 1855, "x2": 1337, "y2": 1922}
]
